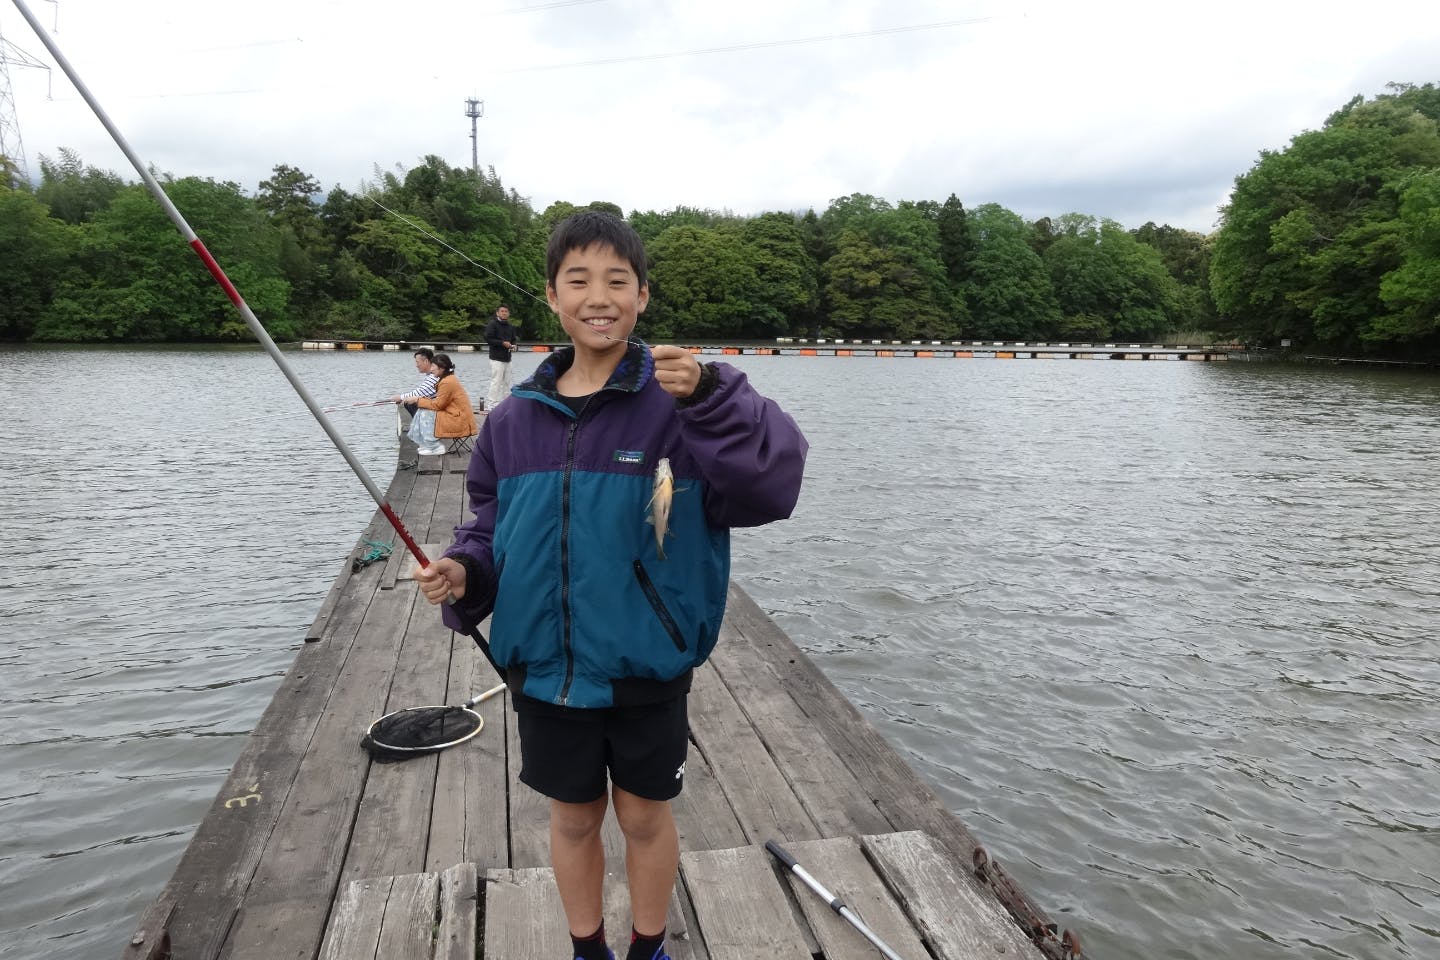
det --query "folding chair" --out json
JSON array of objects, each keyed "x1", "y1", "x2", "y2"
[{"x1": 447, "y1": 434, "x2": 476, "y2": 455}]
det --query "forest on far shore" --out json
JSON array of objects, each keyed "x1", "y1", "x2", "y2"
[{"x1": 2, "y1": 83, "x2": 1437, "y2": 360}]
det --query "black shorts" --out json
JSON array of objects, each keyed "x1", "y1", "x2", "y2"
[{"x1": 514, "y1": 696, "x2": 689, "y2": 804}]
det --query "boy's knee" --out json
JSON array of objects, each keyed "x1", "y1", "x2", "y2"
[
  {"x1": 612, "y1": 790, "x2": 673, "y2": 842},
  {"x1": 550, "y1": 796, "x2": 607, "y2": 843}
]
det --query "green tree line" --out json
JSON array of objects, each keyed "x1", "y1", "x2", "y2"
[
  {"x1": 1212, "y1": 82, "x2": 1440, "y2": 359},
  {"x1": 2, "y1": 82, "x2": 1435, "y2": 358}
]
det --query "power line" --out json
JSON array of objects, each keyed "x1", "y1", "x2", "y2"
[{"x1": 501, "y1": 16, "x2": 994, "y2": 74}]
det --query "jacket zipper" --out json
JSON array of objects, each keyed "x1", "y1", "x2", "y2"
[{"x1": 557, "y1": 413, "x2": 582, "y2": 704}]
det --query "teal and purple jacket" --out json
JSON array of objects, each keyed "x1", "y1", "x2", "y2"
[{"x1": 440, "y1": 343, "x2": 808, "y2": 708}]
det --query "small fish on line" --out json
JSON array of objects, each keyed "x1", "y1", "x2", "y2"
[{"x1": 647, "y1": 457, "x2": 675, "y2": 560}]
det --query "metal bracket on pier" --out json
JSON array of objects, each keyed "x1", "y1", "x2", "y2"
[{"x1": 973, "y1": 846, "x2": 1082, "y2": 960}]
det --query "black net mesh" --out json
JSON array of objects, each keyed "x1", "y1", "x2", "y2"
[{"x1": 361, "y1": 706, "x2": 482, "y2": 762}]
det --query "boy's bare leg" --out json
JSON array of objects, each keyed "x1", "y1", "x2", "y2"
[
  {"x1": 611, "y1": 786, "x2": 680, "y2": 936},
  {"x1": 551, "y1": 795, "x2": 610, "y2": 935}
]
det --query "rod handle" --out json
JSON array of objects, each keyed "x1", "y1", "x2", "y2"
[{"x1": 765, "y1": 839, "x2": 798, "y2": 871}]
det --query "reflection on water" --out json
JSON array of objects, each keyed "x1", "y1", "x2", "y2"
[{"x1": 2, "y1": 348, "x2": 1438, "y2": 960}]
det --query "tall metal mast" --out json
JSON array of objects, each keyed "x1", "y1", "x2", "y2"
[{"x1": 464, "y1": 96, "x2": 483, "y2": 176}]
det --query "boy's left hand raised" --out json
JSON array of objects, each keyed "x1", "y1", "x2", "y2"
[{"x1": 651, "y1": 345, "x2": 702, "y2": 399}]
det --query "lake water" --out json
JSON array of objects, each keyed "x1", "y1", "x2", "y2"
[{"x1": 1, "y1": 346, "x2": 1437, "y2": 960}]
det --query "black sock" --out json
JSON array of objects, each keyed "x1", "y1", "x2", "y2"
[
  {"x1": 571, "y1": 921, "x2": 609, "y2": 960},
  {"x1": 625, "y1": 926, "x2": 666, "y2": 960}
]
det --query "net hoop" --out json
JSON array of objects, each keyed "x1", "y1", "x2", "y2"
[{"x1": 365, "y1": 705, "x2": 484, "y2": 754}]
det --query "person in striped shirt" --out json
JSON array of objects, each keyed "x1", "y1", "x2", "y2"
[{"x1": 391, "y1": 348, "x2": 439, "y2": 414}]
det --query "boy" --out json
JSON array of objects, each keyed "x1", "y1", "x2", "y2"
[{"x1": 416, "y1": 211, "x2": 807, "y2": 960}]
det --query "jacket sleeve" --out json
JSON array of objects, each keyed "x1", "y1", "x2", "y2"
[
  {"x1": 483, "y1": 318, "x2": 502, "y2": 348},
  {"x1": 440, "y1": 426, "x2": 499, "y2": 633},
  {"x1": 678, "y1": 363, "x2": 807, "y2": 528}
]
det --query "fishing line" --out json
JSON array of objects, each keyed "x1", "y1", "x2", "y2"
[
  {"x1": 8, "y1": 0, "x2": 503, "y2": 680},
  {"x1": 222, "y1": 399, "x2": 392, "y2": 430},
  {"x1": 367, "y1": 196, "x2": 648, "y2": 348}
]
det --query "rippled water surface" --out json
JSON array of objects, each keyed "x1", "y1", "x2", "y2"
[{"x1": 2, "y1": 346, "x2": 1438, "y2": 960}]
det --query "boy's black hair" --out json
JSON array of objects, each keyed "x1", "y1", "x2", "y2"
[
  {"x1": 413, "y1": 347, "x2": 435, "y2": 360},
  {"x1": 545, "y1": 210, "x2": 648, "y2": 288}
]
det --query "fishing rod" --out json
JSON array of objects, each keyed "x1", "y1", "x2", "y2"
[
  {"x1": 321, "y1": 399, "x2": 393, "y2": 413},
  {"x1": 765, "y1": 840, "x2": 910, "y2": 960},
  {"x1": 221, "y1": 399, "x2": 393, "y2": 430},
  {"x1": 9, "y1": 0, "x2": 502, "y2": 678}
]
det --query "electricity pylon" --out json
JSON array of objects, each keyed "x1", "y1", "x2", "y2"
[{"x1": 1, "y1": 12, "x2": 51, "y2": 188}]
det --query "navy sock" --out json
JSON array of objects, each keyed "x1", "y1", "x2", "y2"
[
  {"x1": 571, "y1": 921, "x2": 609, "y2": 960},
  {"x1": 625, "y1": 926, "x2": 666, "y2": 960}
]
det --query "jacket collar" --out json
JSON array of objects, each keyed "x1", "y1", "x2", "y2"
[{"x1": 519, "y1": 340, "x2": 654, "y2": 402}]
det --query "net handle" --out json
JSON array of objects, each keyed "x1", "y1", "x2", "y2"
[{"x1": 464, "y1": 683, "x2": 508, "y2": 709}]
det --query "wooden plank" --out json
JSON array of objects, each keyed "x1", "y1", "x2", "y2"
[
  {"x1": 485, "y1": 866, "x2": 705, "y2": 960},
  {"x1": 341, "y1": 586, "x2": 452, "y2": 884},
  {"x1": 426, "y1": 627, "x2": 510, "y2": 873},
  {"x1": 316, "y1": 877, "x2": 389, "y2": 960},
  {"x1": 217, "y1": 583, "x2": 423, "y2": 960},
  {"x1": 669, "y1": 725, "x2": 747, "y2": 853},
  {"x1": 482, "y1": 867, "x2": 570, "y2": 960},
  {"x1": 708, "y1": 629, "x2": 893, "y2": 837},
  {"x1": 423, "y1": 450, "x2": 510, "y2": 872},
  {"x1": 777, "y1": 837, "x2": 929, "y2": 960},
  {"x1": 504, "y1": 702, "x2": 551, "y2": 870},
  {"x1": 374, "y1": 872, "x2": 441, "y2": 959},
  {"x1": 342, "y1": 468, "x2": 450, "y2": 884},
  {"x1": 435, "y1": 863, "x2": 478, "y2": 960},
  {"x1": 686, "y1": 663, "x2": 819, "y2": 845},
  {"x1": 863, "y1": 831, "x2": 1040, "y2": 959},
  {"x1": 118, "y1": 897, "x2": 173, "y2": 960},
  {"x1": 678, "y1": 846, "x2": 812, "y2": 960}
]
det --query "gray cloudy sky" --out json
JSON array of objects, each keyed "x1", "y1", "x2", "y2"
[{"x1": 4, "y1": 0, "x2": 1437, "y2": 233}]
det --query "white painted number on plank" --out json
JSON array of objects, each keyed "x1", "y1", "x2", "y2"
[{"x1": 225, "y1": 784, "x2": 262, "y2": 809}]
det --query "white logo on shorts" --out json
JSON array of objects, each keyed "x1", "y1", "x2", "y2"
[{"x1": 675, "y1": 762, "x2": 685, "y2": 780}]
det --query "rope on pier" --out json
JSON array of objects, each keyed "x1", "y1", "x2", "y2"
[{"x1": 351, "y1": 539, "x2": 393, "y2": 573}]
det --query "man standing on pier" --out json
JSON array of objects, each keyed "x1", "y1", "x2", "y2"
[{"x1": 484, "y1": 304, "x2": 518, "y2": 410}]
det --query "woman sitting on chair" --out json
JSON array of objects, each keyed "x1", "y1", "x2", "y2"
[{"x1": 413, "y1": 353, "x2": 478, "y2": 455}]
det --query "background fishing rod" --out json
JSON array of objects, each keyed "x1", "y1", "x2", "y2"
[
  {"x1": 8, "y1": 0, "x2": 502, "y2": 680},
  {"x1": 222, "y1": 399, "x2": 393, "y2": 430},
  {"x1": 369, "y1": 197, "x2": 648, "y2": 348}
]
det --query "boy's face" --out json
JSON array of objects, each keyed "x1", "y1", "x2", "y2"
[{"x1": 546, "y1": 242, "x2": 648, "y2": 355}]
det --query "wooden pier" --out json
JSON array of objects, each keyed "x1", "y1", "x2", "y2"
[{"x1": 120, "y1": 444, "x2": 1068, "y2": 960}]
